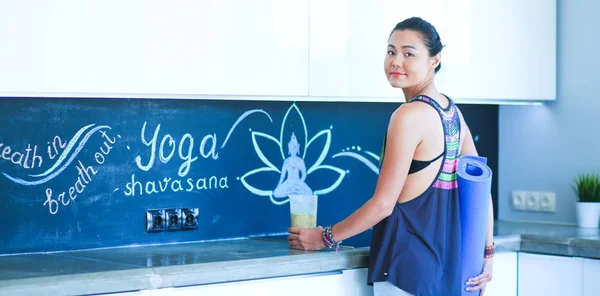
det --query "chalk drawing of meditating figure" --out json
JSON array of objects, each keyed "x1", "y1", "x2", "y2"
[{"x1": 273, "y1": 133, "x2": 313, "y2": 198}]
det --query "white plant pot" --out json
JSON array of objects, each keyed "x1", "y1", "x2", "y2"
[{"x1": 576, "y1": 202, "x2": 600, "y2": 228}]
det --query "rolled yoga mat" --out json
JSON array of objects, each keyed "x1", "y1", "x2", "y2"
[{"x1": 457, "y1": 155, "x2": 492, "y2": 295}]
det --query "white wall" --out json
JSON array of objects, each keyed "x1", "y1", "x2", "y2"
[{"x1": 499, "y1": 0, "x2": 600, "y2": 224}]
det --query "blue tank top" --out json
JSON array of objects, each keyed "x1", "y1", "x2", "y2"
[{"x1": 367, "y1": 95, "x2": 462, "y2": 296}]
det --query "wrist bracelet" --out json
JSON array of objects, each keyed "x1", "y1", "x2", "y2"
[
  {"x1": 484, "y1": 242, "x2": 495, "y2": 258},
  {"x1": 322, "y1": 226, "x2": 342, "y2": 251}
]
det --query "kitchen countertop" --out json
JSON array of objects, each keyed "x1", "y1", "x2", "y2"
[
  {"x1": 1, "y1": 221, "x2": 599, "y2": 296},
  {"x1": 493, "y1": 221, "x2": 600, "y2": 258}
]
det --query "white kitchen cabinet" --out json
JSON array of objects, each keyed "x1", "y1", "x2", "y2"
[
  {"x1": 0, "y1": 0, "x2": 554, "y2": 102},
  {"x1": 308, "y1": 0, "x2": 399, "y2": 100},
  {"x1": 309, "y1": 0, "x2": 556, "y2": 102},
  {"x1": 92, "y1": 290, "x2": 151, "y2": 296},
  {"x1": 518, "y1": 253, "x2": 583, "y2": 296},
  {"x1": 151, "y1": 271, "x2": 355, "y2": 296},
  {"x1": 485, "y1": 252, "x2": 517, "y2": 296},
  {"x1": 150, "y1": 268, "x2": 373, "y2": 296},
  {"x1": 583, "y1": 258, "x2": 600, "y2": 296},
  {"x1": 342, "y1": 268, "x2": 374, "y2": 296},
  {"x1": 0, "y1": 0, "x2": 309, "y2": 97}
]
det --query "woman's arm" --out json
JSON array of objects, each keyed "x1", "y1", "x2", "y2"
[{"x1": 287, "y1": 103, "x2": 425, "y2": 252}]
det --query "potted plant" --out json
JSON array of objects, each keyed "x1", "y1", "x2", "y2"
[{"x1": 573, "y1": 173, "x2": 600, "y2": 228}]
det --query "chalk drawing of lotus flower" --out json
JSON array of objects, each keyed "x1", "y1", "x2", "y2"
[{"x1": 239, "y1": 104, "x2": 346, "y2": 205}]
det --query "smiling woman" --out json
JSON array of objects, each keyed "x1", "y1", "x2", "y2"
[
  {"x1": 384, "y1": 29, "x2": 443, "y2": 92},
  {"x1": 288, "y1": 17, "x2": 496, "y2": 296}
]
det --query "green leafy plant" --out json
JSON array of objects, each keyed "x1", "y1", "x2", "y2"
[{"x1": 573, "y1": 173, "x2": 600, "y2": 203}]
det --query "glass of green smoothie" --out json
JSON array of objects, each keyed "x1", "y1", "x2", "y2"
[{"x1": 289, "y1": 195, "x2": 318, "y2": 228}]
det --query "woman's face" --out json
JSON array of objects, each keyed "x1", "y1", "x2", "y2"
[{"x1": 384, "y1": 29, "x2": 440, "y2": 89}]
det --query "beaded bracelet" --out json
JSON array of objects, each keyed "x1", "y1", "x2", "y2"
[
  {"x1": 484, "y1": 243, "x2": 495, "y2": 258},
  {"x1": 322, "y1": 226, "x2": 342, "y2": 251}
]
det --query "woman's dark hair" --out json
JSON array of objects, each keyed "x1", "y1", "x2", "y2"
[{"x1": 390, "y1": 17, "x2": 443, "y2": 73}]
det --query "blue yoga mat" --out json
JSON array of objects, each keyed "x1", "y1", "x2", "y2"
[{"x1": 457, "y1": 155, "x2": 492, "y2": 295}]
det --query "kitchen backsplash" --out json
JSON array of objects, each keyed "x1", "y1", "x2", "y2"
[{"x1": 0, "y1": 98, "x2": 498, "y2": 254}]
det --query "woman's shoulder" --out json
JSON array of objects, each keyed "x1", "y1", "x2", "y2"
[
  {"x1": 392, "y1": 100, "x2": 439, "y2": 125},
  {"x1": 384, "y1": 102, "x2": 438, "y2": 143}
]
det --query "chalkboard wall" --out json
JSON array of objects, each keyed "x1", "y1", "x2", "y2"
[{"x1": 0, "y1": 98, "x2": 498, "y2": 254}]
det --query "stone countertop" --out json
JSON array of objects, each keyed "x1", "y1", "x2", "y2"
[
  {"x1": 493, "y1": 220, "x2": 600, "y2": 259},
  {"x1": 0, "y1": 239, "x2": 369, "y2": 296},
  {"x1": 1, "y1": 221, "x2": 599, "y2": 296}
]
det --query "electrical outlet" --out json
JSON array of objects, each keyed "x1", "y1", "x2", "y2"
[
  {"x1": 182, "y1": 208, "x2": 199, "y2": 230},
  {"x1": 165, "y1": 209, "x2": 182, "y2": 231},
  {"x1": 539, "y1": 192, "x2": 556, "y2": 212},
  {"x1": 512, "y1": 190, "x2": 556, "y2": 212},
  {"x1": 511, "y1": 191, "x2": 527, "y2": 211},
  {"x1": 525, "y1": 192, "x2": 540, "y2": 211},
  {"x1": 146, "y1": 209, "x2": 165, "y2": 233}
]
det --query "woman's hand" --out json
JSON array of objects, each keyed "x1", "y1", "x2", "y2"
[
  {"x1": 466, "y1": 257, "x2": 494, "y2": 294},
  {"x1": 287, "y1": 226, "x2": 326, "y2": 251}
]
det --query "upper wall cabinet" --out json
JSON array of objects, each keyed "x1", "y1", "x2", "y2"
[
  {"x1": 309, "y1": 0, "x2": 557, "y2": 102},
  {"x1": 0, "y1": 0, "x2": 309, "y2": 97},
  {"x1": 0, "y1": 0, "x2": 554, "y2": 102}
]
